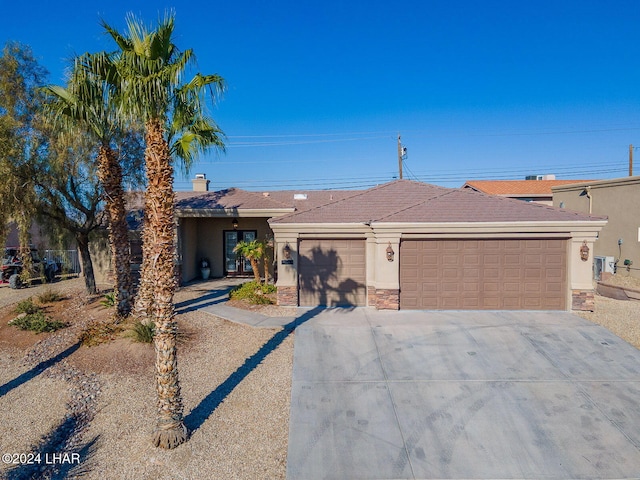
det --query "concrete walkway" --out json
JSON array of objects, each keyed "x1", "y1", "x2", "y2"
[{"x1": 196, "y1": 284, "x2": 640, "y2": 479}]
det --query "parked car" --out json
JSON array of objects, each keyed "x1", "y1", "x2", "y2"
[{"x1": 1, "y1": 247, "x2": 60, "y2": 289}]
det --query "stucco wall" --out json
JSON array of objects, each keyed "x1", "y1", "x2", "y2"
[
  {"x1": 178, "y1": 216, "x2": 273, "y2": 283},
  {"x1": 553, "y1": 177, "x2": 640, "y2": 279},
  {"x1": 271, "y1": 223, "x2": 605, "y2": 311},
  {"x1": 179, "y1": 218, "x2": 199, "y2": 283}
]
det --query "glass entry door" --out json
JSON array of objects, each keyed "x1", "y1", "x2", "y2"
[{"x1": 224, "y1": 230, "x2": 257, "y2": 275}]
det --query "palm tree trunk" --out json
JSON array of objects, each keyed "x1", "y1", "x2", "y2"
[
  {"x1": 76, "y1": 231, "x2": 97, "y2": 295},
  {"x1": 133, "y1": 204, "x2": 154, "y2": 319},
  {"x1": 146, "y1": 119, "x2": 186, "y2": 449},
  {"x1": 97, "y1": 144, "x2": 133, "y2": 318},
  {"x1": 250, "y1": 257, "x2": 261, "y2": 284},
  {"x1": 263, "y1": 254, "x2": 270, "y2": 284}
]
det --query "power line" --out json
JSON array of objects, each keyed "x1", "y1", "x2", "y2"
[{"x1": 222, "y1": 124, "x2": 640, "y2": 148}]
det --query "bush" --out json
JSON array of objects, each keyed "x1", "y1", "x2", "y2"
[
  {"x1": 229, "y1": 281, "x2": 275, "y2": 304},
  {"x1": 9, "y1": 311, "x2": 68, "y2": 333},
  {"x1": 38, "y1": 289, "x2": 63, "y2": 303},
  {"x1": 100, "y1": 292, "x2": 116, "y2": 308},
  {"x1": 15, "y1": 297, "x2": 40, "y2": 315},
  {"x1": 124, "y1": 320, "x2": 155, "y2": 343}
]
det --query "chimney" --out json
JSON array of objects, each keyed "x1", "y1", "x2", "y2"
[{"x1": 192, "y1": 173, "x2": 210, "y2": 192}]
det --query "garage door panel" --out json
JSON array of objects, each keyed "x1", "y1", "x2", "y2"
[
  {"x1": 483, "y1": 255, "x2": 500, "y2": 265},
  {"x1": 525, "y1": 269, "x2": 542, "y2": 279},
  {"x1": 505, "y1": 254, "x2": 522, "y2": 265},
  {"x1": 504, "y1": 282, "x2": 521, "y2": 292},
  {"x1": 400, "y1": 239, "x2": 567, "y2": 310},
  {"x1": 299, "y1": 239, "x2": 366, "y2": 307}
]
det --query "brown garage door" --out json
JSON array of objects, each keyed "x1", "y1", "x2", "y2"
[
  {"x1": 298, "y1": 239, "x2": 366, "y2": 307},
  {"x1": 400, "y1": 239, "x2": 567, "y2": 310}
]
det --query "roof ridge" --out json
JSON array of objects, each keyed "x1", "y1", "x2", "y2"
[
  {"x1": 374, "y1": 189, "x2": 455, "y2": 222},
  {"x1": 458, "y1": 187, "x2": 608, "y2": 219},
  {"x1": 269, "y1": 182, "x2": 393, "y2": 222}
]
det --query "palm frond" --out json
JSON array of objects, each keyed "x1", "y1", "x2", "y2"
[{"x1": 101, "y1": 19, "x2": 133, "y2": 52}]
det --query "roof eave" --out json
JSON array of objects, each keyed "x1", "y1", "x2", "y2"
[
  {"x1": 176, "y1": 207, "x2": 294, "y2": 218},
  {"x1": 371, "y1": 220, "x2": 608, "y2": 234},
  {"x1": 551, "y1": 175, "x2": 640, "y2": 192}
]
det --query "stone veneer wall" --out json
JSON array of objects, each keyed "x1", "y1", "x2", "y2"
[
  {"x1": 367, "y1": 286, "x2": 376, "y2": 307},
  {"x1": 277, "y1": 286, "x2": 298, "y2": 306},
  {"x1": 375, "y1": 289, "x2": 399, "y2": 310},
  {"x1": 572, "y1": 289, "x2": 595, "y2": 311}
]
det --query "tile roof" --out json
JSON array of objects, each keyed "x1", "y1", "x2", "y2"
[
  {"x1": 462, "y1": 180, "x2": 596, "y2": 196},
  {"x1": 175, "y1": 188, "x2": 291, "y2": 211},
  {"x1": 174, "y1": 187, "x2": 358, "y2": 212},
  {"x1": 270, "y1": 180, "x2": 606, "y2": 224},
  {"x1": 377, "y1": 187, "x2": 605, "y2": 223}
]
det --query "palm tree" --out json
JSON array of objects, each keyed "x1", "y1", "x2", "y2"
[
  {"x1": 42, "y1": 54, "x2": 134, "y2": 318},
  {"x1": 234, "y1": 240, "x2": 264, "y2": 284},
  {"x1": 101, "y1": 12, "x2": 225, "y2": 449}
]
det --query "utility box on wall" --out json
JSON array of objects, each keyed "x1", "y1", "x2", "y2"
[{"x1": 594, "y1": 256, "x2": 615, "y2": 280}]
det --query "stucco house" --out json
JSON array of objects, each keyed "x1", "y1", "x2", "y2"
[
  {"x1": 175, "y1": 186, "x2": 356, "y2": 282},
  {"x1": 174, "y1": 178, "x2": 606, "y2": 312},
  {"x1": 552, "y1": 176, "x2": 640, "y2": 279}
]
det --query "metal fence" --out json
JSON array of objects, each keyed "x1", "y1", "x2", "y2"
[{"x1": 44, "y1": 249, "x2": 81, "y2": 275}]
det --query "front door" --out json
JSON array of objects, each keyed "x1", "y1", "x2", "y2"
[{"x1": 224, "y1": 230, "x2": 257, "y2": 275}]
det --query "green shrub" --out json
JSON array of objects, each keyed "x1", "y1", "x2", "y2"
[
  {"x1": 9, "y1": 311, "x2": 68, "y2": 333},
  {"x1": 100, "y1": 292, "x2": 116, "y2": 308},
  {"x1": 38, "y1": 289, "x2": 63, "y2": 303},
  {"x1": 229, "y1": 281, "x2": 275, "y2": 304},
  {"x1": 15, "y1": 297, "x2": 40, "y2": 315},
  {"x1": 125, "y1": 320, "x2": 155, "y2": 343}
]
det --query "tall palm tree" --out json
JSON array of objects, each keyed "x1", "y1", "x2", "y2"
[
  {"x1": 101, "y1": 12, "x2": 225, "y2": 449},
  {"x1": 42, "y1": 54, "x2": 133, "y2": 318}
]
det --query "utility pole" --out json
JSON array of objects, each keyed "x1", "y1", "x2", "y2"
[
  {"x1": 397, "y1": 134, "x2": 403, "y2": 179},
  {"x1": 630, "y1": 144, "x2": 634, "y2": 176}
]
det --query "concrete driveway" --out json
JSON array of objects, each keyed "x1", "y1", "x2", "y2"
[{"x1": 287, "y1": 309, "x2": 640, "y2": 479}]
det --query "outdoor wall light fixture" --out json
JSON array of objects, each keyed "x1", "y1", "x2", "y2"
[
  {"x1": 386, "y1": 242, "x2": 395, "y2": 262},
  {"x1": 232, "y1": 218, "x2": 239, "y2": 230},
  {"x1": 580, "y1": 240, "x2": 590, "y2": 262},
  {"x1": 283, "y1": 242, "x2": 292, "y2": 260}
]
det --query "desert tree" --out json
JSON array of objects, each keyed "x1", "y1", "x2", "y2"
[{"x1": 0, "y1": 42, "x2": 47, "y2": 279}]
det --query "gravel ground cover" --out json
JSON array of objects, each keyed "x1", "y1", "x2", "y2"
[
  {"x1": 0, "y1": 275, "x2": 638, "y2": 479},
  {"x1": 0, "y1": 279, "x2": 293, "y2": 480},
  {"x1": 575, "y1": 275, "x2": 640, "y2": 349}
]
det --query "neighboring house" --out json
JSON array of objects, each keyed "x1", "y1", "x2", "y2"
[
  {"x1": 462, "y1": 177, "x2": 596, "y2": 205},
  {"x1": 552, "y1": 176, "x2": 640, "y2": 280},
  {"x1": 143, "y1": 176, "x2": 606, "y2": 312},
  {"x1": 5, "y1": 221, "x2": 52, "y2": 250}
]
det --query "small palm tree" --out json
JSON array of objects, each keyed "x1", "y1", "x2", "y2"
[
  {"x1": 42, "y1": 54, "x2": 133, "y2": 317},
  {"x1": 234, "y1": 240, "x2": 263, "y2": 284},
  {"x1": 101, "y1": 12, "x2": 225, "y2": 449}
]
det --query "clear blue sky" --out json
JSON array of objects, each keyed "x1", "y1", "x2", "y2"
[{"x1": 2, "y1": 0, "x2": 639, "y2": 190}]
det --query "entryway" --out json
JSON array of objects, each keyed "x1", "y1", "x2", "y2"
[{"x1": 223, "y1": 230, "x2": 256, "y2": 276}]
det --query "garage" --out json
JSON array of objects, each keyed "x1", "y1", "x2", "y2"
[
  {"x1": 400, "y1": 238, "x2": 568, "y2": 310},
  {"x1": 298, "y1": 239, "x2": 366, "y2": 307},
  {"x1": 271, "y1": 180, "x2": 605, "y2": 311}
]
